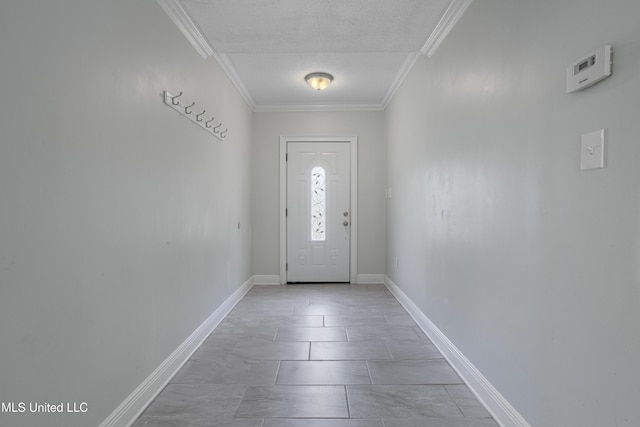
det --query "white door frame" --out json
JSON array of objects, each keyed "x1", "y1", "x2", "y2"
[{"x1": 280, "y1": 136, "x2": 358, "y2": 284}]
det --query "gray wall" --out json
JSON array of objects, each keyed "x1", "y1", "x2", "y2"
[
  {"x1": 0, "y1": 1, "x2": 252, "y2": 426},
  {"x1": 251, "y1": 112, "x2": 386, "y2": 278},
  {"x1": 4, "y1": 1, "x2": 639, "y2": 426},
  {"x1": 385, "y1": 0, "x2": 640, "y2": 425}
]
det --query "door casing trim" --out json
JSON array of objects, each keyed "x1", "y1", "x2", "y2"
[{"x1": 279, "y1": 136, "x2": 358, "y2": 284}]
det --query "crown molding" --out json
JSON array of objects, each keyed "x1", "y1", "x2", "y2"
[
  {"x1": 421, "y1": 0, "x2": 473, "y2": 58},
  {"x1": 157, "y1": 0, "x2": 472, "y2": 112},
  {"x1": 255, "y1": 51, "x2": 418, "y2": 112},
  {"x1": 213, "y1": 53, "x2": 382, "y2": 113},
  {"x1": 156, "y1": 0, "x2": 214, "y2": 59},
  {"x1": 381, "y1": 52, "x2": 421, "y2": 110},
  {"x1": 213, "y1": 53, "x2": 258, "y2": 111},
  {"x1": 156, "y1": 0, "x2": 258, "y2": 110},
  {"x1": 253, "y1": 103, "x2": 385, "y2": 113}
]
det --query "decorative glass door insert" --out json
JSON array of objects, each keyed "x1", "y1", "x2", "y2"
[{"x1": 311, "y1": 166, "x2": 326, "y2": 241}]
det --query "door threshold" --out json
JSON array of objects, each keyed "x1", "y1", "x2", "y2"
[{"x1": 286, "y1": 282, "x2": 350, "y2": 285}]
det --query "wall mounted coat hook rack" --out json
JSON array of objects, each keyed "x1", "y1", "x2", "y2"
[
  {"x1": 171, "y1": 91, "x2": 183, "y2": 105},
  {"x1": 184, "y1": 102, "x2": 195, "y2": 115},
  {"x1": 163, "y1": 91, "x2": 228, "y2": 141}
]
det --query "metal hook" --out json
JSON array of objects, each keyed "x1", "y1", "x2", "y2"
[
  {"x1": 205, "y1": 117, "x2": 215, "y2": 128},
  {"x1": 184, "y1": 102, "x2": 195, "y2": 114},
  {"x1": 220, "y1": 129, "x2": 228, "y2": 138},
  {"x1": 171, "y1": 91, "x2": 183, "y2": 105},
  {"x1": 195, "y1": 110, "x2": 206, "y2": 122},
  {"x1": 213, "y1": 123, "x2": 222, "y2": 133}
]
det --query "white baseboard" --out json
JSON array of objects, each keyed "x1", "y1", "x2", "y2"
[
  {"x1": 357, "y1": 274, "x2": 385, "y2": 284},
  {"x1": 384, "y1": 276, "x2": 530, "y2": 427},
  {"x1": 253, "y1": 275, "x2": 281, "y2": 285},
  {"x1": 99, "y1": 277, "x2": 254, "y2": 427},
  {"x1": 253, "y1": 274, "x2": 383, "y2": 285}
]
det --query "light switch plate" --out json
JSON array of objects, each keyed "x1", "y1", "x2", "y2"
[{"x1": 580, "y1": 129, "x2": 605, "y2": 171}]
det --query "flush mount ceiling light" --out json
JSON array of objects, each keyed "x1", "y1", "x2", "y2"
[{"x1": 305, "y1": 72, "x2": 334, "y2": 91}]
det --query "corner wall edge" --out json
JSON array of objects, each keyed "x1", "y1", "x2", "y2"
[
  {"x1": 98, "y1": 277, "x2": 254, "y2": 427},
  {"x1": 384, "y1": 275, "x2": 530, "y2": 427}
]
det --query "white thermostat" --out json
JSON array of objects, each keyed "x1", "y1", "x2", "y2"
[{"x1": 566, "y1": 45, "x2": 612, "y2": 93}]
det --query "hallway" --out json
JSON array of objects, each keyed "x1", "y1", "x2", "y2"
[{"x1": 132, "y1": 284, "x2": 498, "y2": 427}]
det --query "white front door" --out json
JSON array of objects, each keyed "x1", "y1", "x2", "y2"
[{"x1": 286, "y1": 142, "x2": 351, "y2": 282}]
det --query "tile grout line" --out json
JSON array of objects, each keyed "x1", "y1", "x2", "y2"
[
  {"x1": 273, "y1": 360, "x2": 282, "y2": 386},
  {"x1": 442, "y1": 384, "x2": 467, "y2": 418},
  {"x1": 134, "y1": 285, "x2": 498, "y2": 426},
  {"x1": 364, "y1": 359, "x2": 375, "y2": 385},
  {"x1": 343, "y1": 385, "x2": 351, "y2": 419},
  {"x1": 385, "y1": 342, "x2": 394, "y2": 360}
]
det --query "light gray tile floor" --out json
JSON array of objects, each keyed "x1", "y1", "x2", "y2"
[
  {"x1": 276, "y1": 361, "x2": 371, "y2": 385},
  {"x1": 275, "y1": 326, "x2": 348, "y2": 342},
  {"x1": 132, "y1": 284, "x2": 498, "y2": 427}
]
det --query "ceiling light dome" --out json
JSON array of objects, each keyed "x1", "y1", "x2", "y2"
[{"x1": 305, "y1": 72, "x2": 333, "y2": 91}]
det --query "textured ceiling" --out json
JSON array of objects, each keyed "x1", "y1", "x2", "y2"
[
  {"x1": 184, "y1": 0, "x2": 449, "y2": 53},
  {"x1": 163, "y1": 0, "x2": 470, "y2": 111}
]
